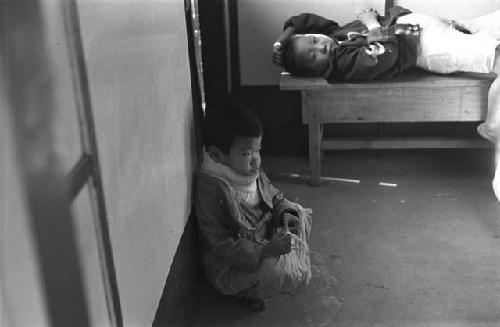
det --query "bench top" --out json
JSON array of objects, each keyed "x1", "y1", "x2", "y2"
[{"x1": 279, "y1": 70, "x2": 495, "y2": 91}]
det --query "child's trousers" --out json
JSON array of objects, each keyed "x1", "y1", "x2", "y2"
[
  {"x1": 205, "y1": 206, "x2": 312, "y2": 300},
  {"x1": 397, "y1": 12, "x2": 500, "y2": 74}
]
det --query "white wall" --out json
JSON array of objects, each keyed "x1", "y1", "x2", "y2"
[
  {"x1": 396, "y1": 0, "x2": 500, "y2": 19},
  {"x1": 78, "y1": 0, "x2": 195, "y2": 325},
  {"x1": 238, "y1": 0, "x2": 500, "y2": 85}
]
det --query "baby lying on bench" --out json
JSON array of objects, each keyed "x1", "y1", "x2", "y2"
[{"x1": 272, "y1": 5, "x2": 500, "y2": 200}]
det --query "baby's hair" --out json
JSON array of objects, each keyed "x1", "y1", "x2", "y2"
[
  {"x1": 282, "y1": 37, "x2": 318, "y2": 77},
  {"x1": 203, "y1": 103, "x2": 263, "y2": 153}
]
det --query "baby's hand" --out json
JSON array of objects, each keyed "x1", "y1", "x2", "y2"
[
  {"x1": 272, "y1": 41, "x2": 284, "y2": 66},
  {"x1": 283, "y1": 212, "x2": 300, "y2": 235},
  {"x1": 262, "y1": 231, "x2": 291, "y2": 258},
  {"x1": 356, "y1": 8, "x2": 380, "y2": 29}
]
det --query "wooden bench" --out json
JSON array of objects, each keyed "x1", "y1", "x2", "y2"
[{"x1": 279, "y1": 70, "x2": 495, "y2": 185}]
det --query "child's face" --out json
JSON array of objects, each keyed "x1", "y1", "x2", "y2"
[
  {"x1": 292, "y1": 34, "x2": 336, "y2": 75},
  {"x1": 222, "y1": 135, "x2": 262, "y2": 176}
]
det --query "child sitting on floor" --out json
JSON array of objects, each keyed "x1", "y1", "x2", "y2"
[
  {"x1": 194, "y1": 103, "x2": 312, "y2": 311},
  {"x1": 272, "y1": 5, "x2": 500, "y2": 200}
]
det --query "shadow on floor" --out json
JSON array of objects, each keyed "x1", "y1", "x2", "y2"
[{"x1": 194, "y1": 255, "x2": 342, "y2": 327}]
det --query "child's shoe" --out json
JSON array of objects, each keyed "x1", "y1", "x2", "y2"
[{"x1": 248, "y1": 298, "x2": 268, "y2": 312}]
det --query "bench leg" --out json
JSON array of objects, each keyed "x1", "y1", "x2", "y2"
[
  {"x1": 495, "y1": 203, "x2": 500, "y2": 238},
  {"x1": 308, "y1": 121, "x2": 322, "y2": 186},
  {"x1": 494, "y1": 147, "x2": 500, "y2": 238}
]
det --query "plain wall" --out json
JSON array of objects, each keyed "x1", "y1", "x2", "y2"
[
  {"x1": 238, "y1": 0, "x2": 500, "y2": 85},
  {"x1": 1, "y1": 0, "x2": 194, "y2": 326},
  {"x1": 78, "y1": 0, "x2": 195, "y2": 325}
]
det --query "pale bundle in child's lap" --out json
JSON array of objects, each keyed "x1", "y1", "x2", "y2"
[{"x1": 277, "y1": 206, "x2": 312, "y2": 294}]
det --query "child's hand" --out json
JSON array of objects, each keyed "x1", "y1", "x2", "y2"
[
  {"x1": 272, "y1": 26, "x2": 295, "y2": 66},
  {"x1": 261, "y1": 231, "x2": 291, "y2": 258},
  {"x1": 283, "y1": 212, "x2": 300, "y2": 235},
  {"x1": 272, "y1": 41, "x2": 284, "y2": 66},
  {"x1": 356, "y1": 8, "x2": 380, "y2": 30}
]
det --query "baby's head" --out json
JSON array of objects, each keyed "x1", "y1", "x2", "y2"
[
  {"x1": 203, "y1": 103, "x2": 263, "y2": 176},
  {"x1": 283, "y1": 34, "x2": 337, "y2": 77}
]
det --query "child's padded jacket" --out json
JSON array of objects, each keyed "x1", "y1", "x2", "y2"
[
  {"x1": 194, "y1": 169, "x2": 299, "y2": 272},
  {"x1": 284, "y1": 6, "x2": 420, "y2": 82}
]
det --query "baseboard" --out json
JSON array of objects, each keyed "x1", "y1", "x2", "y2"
[{"x1": 152, "y1": 212, "x2": 202, "y2": 327}]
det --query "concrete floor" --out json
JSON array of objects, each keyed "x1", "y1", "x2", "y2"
[{"x1": 193, "y1": 150, "x2": 500, "y2": 327}]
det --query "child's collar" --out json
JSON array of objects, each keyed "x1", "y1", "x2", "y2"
[
  {"x1": 322, "y1": 58, "x2": 334, "y2": 79},
  {"x1": 200, "y1": 149, "x2": 259, "y2": 187}
]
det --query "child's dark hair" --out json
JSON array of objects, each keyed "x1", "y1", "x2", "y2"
[
  {"x1": 282, "y1": 39, "x2": 317, "y2": 77},
  {"x1": 203, "y1": 103, "x2": 263, "y2": 153}
]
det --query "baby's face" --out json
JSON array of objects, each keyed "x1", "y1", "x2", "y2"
[
  {"x1": 222, "y1": 135, "x2": 262, "y2": 177},
  {"x1": 292, "y1": 34, "x2": 336, "y2": 75}
]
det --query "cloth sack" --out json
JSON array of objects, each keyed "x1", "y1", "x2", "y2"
[{"x1": 278, "y1": 206, "x2": 312, "y2": 294}]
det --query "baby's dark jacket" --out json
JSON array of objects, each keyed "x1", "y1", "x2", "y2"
[{"x1": 283, "y1": 6, "x2": 420, "y2": 82}]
